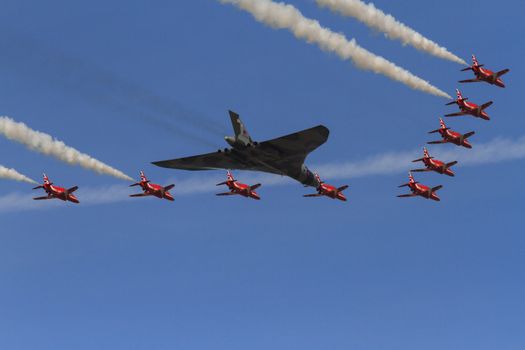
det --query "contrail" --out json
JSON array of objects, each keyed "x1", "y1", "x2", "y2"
[
  {"x1": 314, "y1": 136, "x2": 525, "y2": 180},
  {"x1": 219, "y1": 0, "x2": 451, "y2": 98},
  {"x1": 2, "y1": 135, "x2": 525, "y2": 212},
  {"x1": 0, "y1": 116, "x2": 132, "y2": 181},
  {"x1": 0, "y1": 28, "x2": 227, "y2": 148},
  {"x1": 316, "y1": 0, "x2": 466, "y2": 65},
  {"x1": 0, "y1": 165, "x2": 37, "y2": 184}
]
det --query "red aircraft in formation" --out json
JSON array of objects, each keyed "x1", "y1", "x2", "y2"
[
  {"x1": 33, "y1": 174, "x2": 79, "y2": 203},
  {"x1": 129, "y1": 171, "x2": 175, "y2": 201},
  {"x1": 445, "y1": 89, "x2": 493, "y2": 121},
  {"x1": 411, "y1": 147, "x2": 457, "y2": 177},
  {"x1": 397, "y1": 172, "x2": 442, "y2": 202},
  {"x1": 427, "y1": 118, "x2": 475, "y2": 149},
  {"x1": 460, "y1": 54, "x2": 509, "y2": 88},
  {"x1": 216, "y1": 170, "x2": 261, "y2": 200},
  {"x1": 303, "y1": 173, "x2": 348, "y2": 201}
]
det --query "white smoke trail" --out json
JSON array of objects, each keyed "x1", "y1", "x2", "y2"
[
  {"x1": 0, "y1": 116, "x2": 132, "y2": 181},
  {"x1": 2, "y1": 135, "x2": 525, "y2": 212},
  {"x1": 0, "y1": 165, "x2": 37, "y2": 184},
  {"x1": 219, "y1": 0, "x2": 451, "y2": 98},
  {"x1": 314, "y1": 136, "x2": 525, "y2": 180},
  {"x1": 316, "y1": 0, "x2": 466, "y2": 65}
]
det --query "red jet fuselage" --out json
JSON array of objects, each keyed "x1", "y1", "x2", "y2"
[
  {"x1": 421, "y1": 157, "x2": 455, "y2": 176},
  {"x1": 33, "y1": 175, "x2": 79, "y2": 203},
  {"x1": 130, "y1": 171, "x2": 174, "y2": 201},
  {"x1": 140, "y1": 181, "x2": 174, "y2": 201},
  {"x1": 223, "y1": 180, "x2": 260, "y2": 200},
  {"x1": 407, "y1": 182, "x2": 440, "y2": 201},
  {"x1": 315, "y1": 183, "x2": 347, "y2": 201},
  {"x1": 472, "y1": 65, "x2": 506, "y2": 88},
  {"x1": 460, "y1": 55, "x2": 509, "y2": 88},
  {"x1": 438, "y1": 128, "x2": 472, "y2": 148}
]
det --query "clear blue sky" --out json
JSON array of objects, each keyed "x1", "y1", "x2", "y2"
[{"x1": 0, "y1": 1, "x2": 524, "y2": 349}]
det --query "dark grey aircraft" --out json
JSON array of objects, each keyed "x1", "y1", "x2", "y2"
[{"x1": 152, "y1": 111, "x2": 329, "y2": 188}]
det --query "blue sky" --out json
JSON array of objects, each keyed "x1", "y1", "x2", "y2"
[{"x1": 0, "y1": 0, "x2": 524, "y2": 349}]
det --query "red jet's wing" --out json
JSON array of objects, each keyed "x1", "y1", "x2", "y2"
[
  {"x1": 445, "y1": 111, "x2": 468, "y2": 117},
  {"x1": 33, "y1": 196, "x2": 53, "y2": 200},
  {"x1": 410, "y1": 168, "x2": 431, "y2": 172},
  {"x1": 249, "y1": 183, "x2": 261, "y2": 191},
  {"x1": 459, "y1": 78, "x2": 481, "y2": 83},
  {"x1": 303, "y1": 193, "x2": 323, "y2": 197},
  {"x1": 216, "y1": 192, "x2": 237, "y2": 196},
  {"x1": 129, "y1": 193, "x2": 151, "y2": 197},
  {"x1": 496, "y1": 69, "x2": 509, "y2": 77},
  {"x1": 397, "y1": 194, "x2": 417, "y2": 198}
]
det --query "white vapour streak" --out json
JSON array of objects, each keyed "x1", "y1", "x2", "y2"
[
  {"x1": 316, "y1": 0, "x2": 466, "y2": 65},
  {"x1": 220, "y1": 0, "x2": 451, "y2": 98},
  {"x1": 314, "y1": 136, "x2": 525, "y2": 180},
  {"x1": 0, "y1": 165, "x2": 37, "y2": 184},
  {"x1": 2, "y1": 135, "x2": 525, "y2": 212},
  {"x1": 0, "y1": 116, "x2": 132, "y2": 181}
]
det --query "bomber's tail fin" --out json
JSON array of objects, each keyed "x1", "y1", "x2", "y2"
[{"x1": 228, "y1": 110, "x2": 253, "y2": 146}]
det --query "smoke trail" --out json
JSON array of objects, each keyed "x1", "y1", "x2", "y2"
[
  {"x1": 220, "y1": 0, "x2": 451, "y2": 98},
  {"x1": 0, "y1": 165, "x2": 37, "y2": 184},
  {"x1": 316, "y1": 0, "x2": 466, "y2": 65},
  {"x1": 2, "y1": 135, "x2": 525, "y2": 212},
  {"x1": 314, "y1": 136, "x2": 525, "y2": 180},
  {"x1": 0, "y1": 116, "x2": 132, "y2": 181},
  {"x1": 0, "y1": 28, "x2": 227, "y2": 148}
]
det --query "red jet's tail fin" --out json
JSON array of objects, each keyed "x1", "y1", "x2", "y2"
[
  {"x1": 423, "y1": 147, "x2": 431, "y2": 159},
  {"x1": 472, "y1": 54, "x2": 479, "y2": 67},
  {"x1": 43, "y1": 173, "x2": 51, "y2": 185},
  {"x1": 314, "y1": 172, "x2": 323, "y2": 185},
  {"x1": 399, "y1": 172, "x2": 416, "y2": 187},
  {"x1": 140, "y1": 171, "x2": 148, "y2": 183},
  {"x1": 226, "y1": 170, "x2": 235, "y2": 182}
]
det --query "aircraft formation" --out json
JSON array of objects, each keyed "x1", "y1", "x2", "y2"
[
  {"x1": 397, "y1": 55, "x2": 510, "y2": 201},
  {"x1": 9, "y1": 55, "x2": 509, "y2": 205}
]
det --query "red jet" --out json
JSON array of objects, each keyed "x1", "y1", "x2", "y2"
[
  {"x1": 445, "y1": 89, "x2": 493, "y2": 121},
  {"x1": 411, "y1": 147, "x2": 457, "y2": 177},
  {"x1": 129, "y1": 171, "x2": 174, "y2": 201},
  {"x1": 428, "y1": 118, "x2": 475, "y2": 149},
  {"x1": 397, "y1": 172, "x2": 442, "y2": 202},
  {"x1": 460, "y1": 54, "x2": 509, "y2": 88},
  {"x1": 303, "y1": 173, "x2": 348, "y2": 201},
  {"x1": 216, "y1": 170, "x2": 261, "y2": 200},
  {"x1": 33, "y1": 173, "x2": 79, "y2": 203}
]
